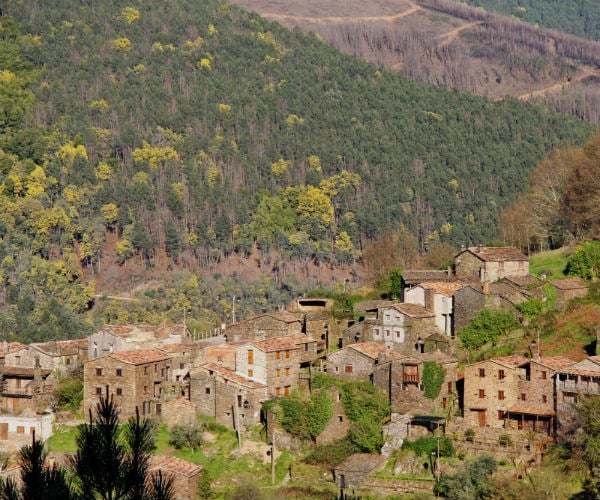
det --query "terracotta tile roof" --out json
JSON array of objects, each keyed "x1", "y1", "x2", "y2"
[
  {"x1": 507, "y1": 405, "x2": 555, "y2": 416},
  {"x1": 479, "y1": 355, "x2": 528, "y2": 369},
  {"x1": 0, "y1": 342, "x2": 25, "y2": 356},
  {"x1": 459, "y1": 246, "x2": 529, "y2": 262},
  {"x1": 534, "y1": 356, "x2": 576, "y2": 371},
  {"x1": 150, "y1": 456, "x2": 202, "y2": 477},
  {"x1": 286, "y1": 333, "x2": 317, "y2": 345},
  {"x1": 1, "y1": 366, "x2": 52, "y2": 378},
  {"x1": 419, "y1": 281, "x2": 466, "y2": 297},
  {"x1": 200, "y1": 362, "x2": 266, "y2": 388},
  {"x1": 250, "y1": 337, "x2": 301, "y2": 352},
  {"x1": 402, "y1": 270, "x2": 454, "y2": 284},
  {"x1": 349, "y1": 342, "x2": 391, "y2": 360},
  {"x1": 389, "y1": 303, "x2": 435, "y2": 318},
  {"x1": 154, "y1": 343, "x2": 191, "y2": 354},
  {"x1": 33, "y1": 340, "x2": 82, "y2": 356},
  {"x1": 549, "y1": 277, "x2": 588, "y2": 290},
  {"x1": 109, "y1": 348, "x2": 169, "y2": 365}
]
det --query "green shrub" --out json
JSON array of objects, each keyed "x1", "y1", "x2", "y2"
[
  {"x1": 304, "y1": 438, "x2": 358, "y2": 466},
  {"x1": 402, "y1": 436, "x2": 454, "y2": 457},
  {"x1": 422, "y1": 362, "x2": 445, "y2": 400}
]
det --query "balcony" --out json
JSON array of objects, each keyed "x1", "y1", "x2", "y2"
[
  {"x1": 559, "y1": 380, "x2": 600, "y2": 395},
  {"x1": 403, "y1": 374, "x2": 419, "y2": 384}
]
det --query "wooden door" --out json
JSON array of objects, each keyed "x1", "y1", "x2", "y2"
[
  {"x1": 0, "y1": 423, "x2": 7, "y2": 440},
  {"x1": 478, "y1": 409, "x2": 486, "y2": 427}
]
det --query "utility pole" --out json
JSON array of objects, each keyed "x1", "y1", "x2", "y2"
[{"x1": 271, "y1": 433, "x2": 276, "y2": 485}]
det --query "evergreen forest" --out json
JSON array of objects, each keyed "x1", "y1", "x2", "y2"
[
  {"x1": 464, "y1": 0, "x2": 600, "y2": 41},
  {"x1": 0, "y1": 0, "x2": 597, "y2": 340}
]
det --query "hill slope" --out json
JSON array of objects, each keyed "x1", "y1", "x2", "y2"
[
  {"x1": 0, "y1": 0, "x2": 595, "y2": 339},
  {"x1": 231, "y1": 0, "x2": 600, "y2": 123}
]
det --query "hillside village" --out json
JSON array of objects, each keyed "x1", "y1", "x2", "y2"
[{"x1": 0, "y1": 246, "x2": 597, "y2": 497}]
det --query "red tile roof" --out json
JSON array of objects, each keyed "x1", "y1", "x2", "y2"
[
  {"x1": 250, "y1": 337, "x2": 301, "y2": 352},
  {"x1": 389, "y1": 303, "x2": 435, "y2": 318},
  {"x1": 534, "y1": 356, "x2": 576, "y2": 371},
  {"x1": 200, "y1": 362, "x2": 266, "y2": 388},
  {"x1": 0, "y1": 342, "x2": 25, "y2": 356},
  {"x1": 459, "y1": 246, "x2": 528, "y2": 262},
  {"x1": 419, "y1": 281, "x2": 466, "y2": 297},
  {"x1": 507, "y1": 405, "x2": 555, "y2": 416},
  {"x1": 109, "y1": 348, "x2": 169, "y2": 365},
  {"x1": 349, "y1": 342, "x2": 392, "y2": 360}
]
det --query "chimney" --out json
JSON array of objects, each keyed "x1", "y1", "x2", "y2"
[
  {"x1": 34, "y1": 357, "x2": 41, "y2": 381},
  {"x1": 478, "y1": 244, "x2": 483, "y2": 253},
  {"x1": 482, "y1": 281, "x2": 490, "y2": 295},
  {"x1": 424, "y1": 288, "x2": 435, "y2": 312}
]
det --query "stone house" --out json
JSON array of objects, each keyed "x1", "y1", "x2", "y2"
[
  {"x1": 549, "y1": 277, "x2": 588, "y2": 309},
  {"x1": 198, "y1": 343, "x2": 238, "y2": 370},
  {"x1": 160, "y1": 398, "x2": 197, "y2": 428},
  {"x1": 4, "y1": 340, "x2": 86, "y2": 378},
  {"x1": 333, "y1": 453, "x2": 386, "y2": 490},
  {"x1": 83, "y1": 348, "x2": 172, "y2": 420},
  {"x1": 149, "y1": 456, "x2": 202, "y2": 500},
  {"x1": 88, "y1": 324, "x2": 189, "y2": 360},
  {"x1": 234, "y1": 336, "x2": 302, "y2": 397},
  {"x1": 555, "y1": 356, "x2": 600, "y2": 435},
  {"x1": 404, "y1": 281, "x2": 466, "y2": 337},
  {"x1": 453, "y1": 282, "x2": 528, "y2": 333},
  {"x1": 464, "y1": 355, "x2": 529, "y2": 429},
  {"x1": 463, "y1": 355, "x2": 571, "y2": 434},
  {"x1": 0, "y1": 342, "x2": 26, "y2": 367},
  {"x1": 370, "y1": 303, "x2": 436, "y2": 354},
  {"x1": 189, "y1": 362, "x2": 267, "y2": 428},
  {"x1": 454, "y1": 246, "x2": 529, "y2": 283},
  {"x1": 0, "y1": 364, "x2": 54, "y2": 414},
  {"x1": 225, "y1": 311, "x2": 303, "y2": 343},
  {"x1": 373, "y1": 349, "x2": 458, "y2": 414},
  {"x1": 327, "y1": 342, "x2": 392, "y2": 381},
  {"x1": 401, "y1": 269, "x2": 454, "y2": 299},
  {"x1": 0, "y1": 413, "x2": 53, "y2": 451}
]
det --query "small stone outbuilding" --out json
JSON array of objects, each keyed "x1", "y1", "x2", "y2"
[{"x1": 333, "y1": 453, "x2": 386, "y2": 490}]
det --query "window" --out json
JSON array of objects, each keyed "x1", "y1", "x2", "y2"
[
  {"x1": 96, "y1": 368, "x2": 103, "y2": 376},
  {"x1": 276, "y1": 387, "x2": 281, "y2": 396},
  {"x1": 66, "y1": 357, "x2": 71, "y2": 365},
  {"x1": 498, "y1": 410, "x2": 505, "y2": 420},
  {"x1": 498, "y1": 369, "x2": 505, "y2": 380},
  {"x1": 95, "y1": 387, "x2": 102, "y2": 395},
  {"x1": 284, "y1": 386, "x2": 291, "y2": 395},
  {"x1": 116, "y1": 368, "x2": 122, "y2": 377},
  {"x1": 542, "y1": 395, "x2": 547, "y2": 403},
  {"x1": 386, "y1": 330, "x2": 390, "y2": 337},
  {"x1": 248, "y1": 349, "x2": 254, "y2": 364},
  {"x1": 276, "y1": 351, "x2": 281, "y2": 360},
  {"x1": 479, "y1": 368, "x2": 485, "y2": 377},
  {"x1": 154, "y1": 364, "x2": 157, "y2": 373},
  {"x1": 479, "y1": 389, "x2": 485, "y2": 399},
  {"x1": 285, "y1": 350, "x2": 290, "y2": 359},
  {"x1": 521, "y1": 393, "x2": 526, "y2": 401},
  {"x1": 335, "y1": 366, "x2": 339, "y2": 373},
  {"x1": 305, "y1": 343, "x2": 309, "y2": 352},
  {"x1": 180, "y1": 363, "x2": 184, "y2": 369},
  {"x1": 116, "y1": 388, "x2": 122, "y2": 396},
  {"x1": 17, "y1": 426, "x2": 24, "y2": 434},
  {"x1": 344, "y1": 365, "x2": 353, "y2": 373},
  {"x1": 143, "y1": 386, "x2": 148, "y2": 395},
  {"x1": 374, "y1": 328, "x2": 380, "y2": 336},
  {"x1": 396, "y1": 331, "x2": 400, "y2": 338},
  {"x1": 338, "y1": 416, "x2": 344, "y2": 422},
  {"x1": 238, "y1": 395, "x2": 242, "y2": 408},
  {"x1": 161, "y1": 368, "x2": 165, "y2": 377},
  {"x1": 498, "y1": 390, "x2": 505, "y2": 400},
  {"x1": 541, "y1": 371, "x2": 547, "y2": 380},
  {"x1": 285, "y1": 367, "x2": 291, "y2": 376},
  {"x1": 248, "y1": 369, "x2": 254, "y2": 378},
  {"x1": 276, "y1": 369, "x2": 281, "y2": 377},
  {"x1": 205, "y1": 387, "x2": 210, "y2": 395},
  {"x1": 144, "y1": 366, "x2": 148, "y2": 375}
]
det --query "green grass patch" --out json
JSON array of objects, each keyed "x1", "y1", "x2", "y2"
[
  {"x1": 46, "y1": 425, "x2": 78, "y2": 452},
  {"x1": 530, "y1": 248, "x2": 568, "y2": 278}
]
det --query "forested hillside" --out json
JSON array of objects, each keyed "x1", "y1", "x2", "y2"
[
  {"x1": 0, "y1": 0, "x2": 595, "y2": 340},
  {"x1": 464, "y1": 0, "x2": 600, "y2": 41}
]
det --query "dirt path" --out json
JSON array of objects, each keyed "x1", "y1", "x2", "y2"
[
  {"x1": 261, "y1": 1, "x2": 421, "y2": 25},
  {"x1": 436, "y1": 21, "x2": 482, "y2": 47},
  {"x1": 518, "y1": 66, "x2": 600, "y2": 100}
]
